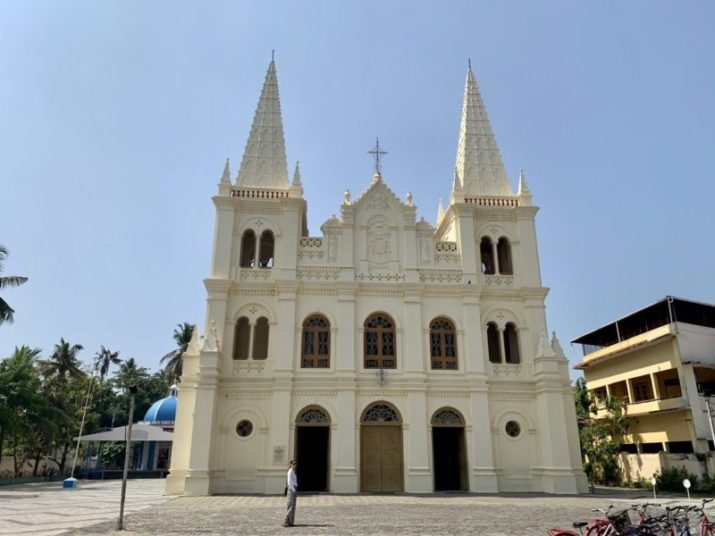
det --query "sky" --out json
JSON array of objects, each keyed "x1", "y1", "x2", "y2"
[{"x1": 1, "y1": 1, "x2": 714, "y2": 376}]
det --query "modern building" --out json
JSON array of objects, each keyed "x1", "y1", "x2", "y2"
[
  {"x1": 166, "y1": 59, "x2": 587, "y2": 496},
  {"x1": 77, "y1": 386, "x2": 177, "y2": 475},
  {"x1": 573, "y1": 297, "x2": 715, "y2": 461}
]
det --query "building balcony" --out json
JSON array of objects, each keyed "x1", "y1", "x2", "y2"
[{"x1": 594, "y1": 396, "x2": 688, "y2": 418}]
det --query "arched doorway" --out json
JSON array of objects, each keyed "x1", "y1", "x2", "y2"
[
  {"x1": 431, "y1": 408, "x2": 467, "y2": 491},
  {"x1": 360, "y1": 402, "x2": 403, "y2": 492},
  {"x1": 295, "y1": 406, "x2": 330, "y2": 491}
]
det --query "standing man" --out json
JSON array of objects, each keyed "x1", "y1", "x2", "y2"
[{"x1": 283, "y1": 459, "x2": 298, "y2": 527}]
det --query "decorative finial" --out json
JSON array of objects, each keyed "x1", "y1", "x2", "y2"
[
  {"x1": 221, "y1": 158, "x2": 231, "y2": 183},
  {"x1": 292, "y1": 160, "x2": 302, "y2": 186},
  {"x1": 187, "y1": 325, "x2": 202, "y2": 355},
  {"x1": 468, "y1": 58, "x2": 471, "y2": 70},
  {"x1": 367, "y1": 137, "x2": 388, "y2": 174},
  {"x1": 406, "y1": 192, "x2": 413, "y2": 207},
  {"x1": 343, "y1": 189, "x2": 351, "y2": 205},
  {"x1": 271, "y1": 49, "x2": 275, "y2": 61}
]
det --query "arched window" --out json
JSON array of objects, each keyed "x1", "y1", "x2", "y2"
[
  {"x1": 302, "y1": 315, "x2": 330, "y2": 368},
  {"x1": 252, "y1": 317, "x2": 270, "y2": 360},
  {"x1": 503, "y1": 322, "x2": 520, "y2": 364},
  {"x1": 480, "y1": 237, "x2": 495, "y2": 274},
  {"x1": 239, "y1": 230, "x2": 256, "y2": 268},
  {"x1": 497, "y1": 237, "x2": 513, "y2": 275},
  {"x1": 364, "y1": 313, "x2": 396, "y2": 369},
  {"x1": 258, "y1": 230, "x2": 274, "y2": 268},
  {"x1": 429, "y1": 317, "x2": 458, "y2": 370},
  {"x1": 233, "y1": 317, "x2": 251, "y2": 360},
  {"x1": 486, "y1": 322, "x2": 501, "y2": 363}
]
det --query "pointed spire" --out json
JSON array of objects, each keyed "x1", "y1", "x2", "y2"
[
  {"x1": 450, "y1": 166, "x2": 465, "y2": 204},
  {"x1": 517, "y1": 169, "x2": 531, "y2": 195},
  {"x1": 289, "y1": 160, "x2": 303, "y2": 198},
  {"x1": 536, "y1": 328, "x2": 556, "y2": 358},
  {"x1": 292, "y1": 160, "x2": 302, "y2": 186},
  {"x1": 436, "y1": 198, "x2": 445, "y2": 226},
  {"x1": 551, "y1": 332, "x2": 566, "y2": 360},
  {"x1": 236, "y1": 57, "x2": 289, "y2": 189},
  {"x1": 218, "y1": 158, "x2": 232, "y2": 195},
  {"x1": 517, "y1": 169, "x2": 532, "y2": 205},
  {"x1": 221, "y1": 158, "x2": 231, "y2": 183},
  {"x1": 186, "y1": 325, "x2": 202, "y2": 355},
  {"x1": 455, "y1": 65, "x2": 512, "y2": 196}
]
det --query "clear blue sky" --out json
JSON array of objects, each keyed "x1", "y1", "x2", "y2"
[{"x1": 1, "y1": 1, "x2": 713, "y2": 375}]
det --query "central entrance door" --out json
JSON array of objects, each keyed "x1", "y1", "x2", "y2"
[
  {"x1": 295, "y1": 407, "x2": 330, "y2": 492},
  {"x1": 431, "y1": 408, "x2": 468, "y2": 491},
  {"x1": 360, "y1": 402, "x2": 403, "y2": 492}
]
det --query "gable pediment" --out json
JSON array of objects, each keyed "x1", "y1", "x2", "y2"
[{"x1": 353, "y1": 175, "x2": 405, "y2": 226}]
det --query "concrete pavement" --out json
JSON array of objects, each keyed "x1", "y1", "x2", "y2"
[{"x1": 0, "y1": 478, "x2": 697, "y2": 536}]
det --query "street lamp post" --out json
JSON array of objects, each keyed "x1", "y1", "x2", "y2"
[{"x1": 116, "y1": 385, "x2": 137, "y2": 531}]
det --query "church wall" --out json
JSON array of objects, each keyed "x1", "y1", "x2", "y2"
[{"x1": 168, "y1": 61, "x2": 588, "y2": 497}]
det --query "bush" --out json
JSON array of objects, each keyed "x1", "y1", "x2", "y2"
[{"x1": 655, "y1": 467, "x2": 698, "y2": 492}]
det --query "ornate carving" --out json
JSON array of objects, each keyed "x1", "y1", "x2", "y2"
[
  {"x1": 232, "y1": 361, "x2": 266, "y2": 374},
  {"x1": 432, "y1": 409, "x2": 465, "y2": 426},
  {"x1": 297, "y1": 408, "x2": 330, "y2": 424},
  {"x1": 367, "y1": 220, "x2": 393, "y2": 264},
  {"x1": 485, "y1": 275, "x2": 513, "y2": 287},
  {"x1": 492, "y1": 364, "x2": 522, "y2": 376},
  {"x1": 419, "y1": 269, "x2": 462, "y2": 284},
  {"x1": 435, "y1": 242, "x2": 458, "y2": 252},
  {"x1": 297, "y1": 267, "x2": 340, "y2": 281},
  {"x1": 239, "y1": 269, "x2": 272, "y2": 281},
  {"x1": 362, "y1": 403, "x2": 401, "y2": 423},
  {"x1": 300, "y1": 237, "x2": 323, "y2": 248},
  {"x1": 365, "y1": 192, "x2": 390, "y2": 212},
  {"x1": 354, "y1": 272, "x2": 405, "y2": 283}
]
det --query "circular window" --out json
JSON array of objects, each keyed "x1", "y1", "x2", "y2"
[
  {"x1": 505, "y1": 420, "x2": 521, "y2": 438},
  {"x1": 236, "y1": 420, "x2": 253, "y2": 437}
]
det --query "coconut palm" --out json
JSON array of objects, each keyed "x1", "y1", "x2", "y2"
[
  {"x1": 41, "y1": 338, "x2": 84, "y2": 384},
  {"x1": 160, "y1": 322, "x2": 195, "y2": 384},
  {"x1": 94, "y1": 346, "x2": 121, "y2": 384},
  {"x1": 94, "y1": 346, "x2": 121, "y2": 406},
  {"x1": 0, "y1": 245, "x2": 28, "y2": 325}
]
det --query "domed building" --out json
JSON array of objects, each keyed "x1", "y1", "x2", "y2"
[{"x1": 137, "y1": 386, "x2": 177, "y2": 470}]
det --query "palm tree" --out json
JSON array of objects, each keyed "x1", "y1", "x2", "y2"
[
  {"x1": 41, "y1": 338, "x2": 84, "y2": 384},
  {"x1": 94, "y1": 346, "x2": 121, "y2": 406},
  {"x1": 160, "y1": 322, "x2": 195, "y2": 385},
  {"x1": 94, "y1": 346, "x2": 121, "y2": 384},
  {"x1": 114, "y1": 357, "x2": 149, "y2": 391},
  {"x1": 0, "y1": 245, "x2": 28, "y2": 325}
]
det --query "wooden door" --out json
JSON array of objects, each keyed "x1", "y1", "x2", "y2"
[{"x1": 360, "y1": 426, "x2": 403, "y2": 492}]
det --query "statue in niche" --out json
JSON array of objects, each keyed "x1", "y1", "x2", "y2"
[{"x1": 368, "y1": 220, "x2": 392, "y2": 264}]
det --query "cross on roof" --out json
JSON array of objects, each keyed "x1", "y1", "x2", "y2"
[{"x1": 367, "y1": 138, "x2": 387, "y2": 174}]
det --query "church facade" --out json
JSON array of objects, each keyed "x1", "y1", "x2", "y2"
[{"x1": 166, "y1": 59, "x2": 587, "y2": 496}]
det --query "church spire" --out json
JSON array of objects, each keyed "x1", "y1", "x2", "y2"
[
  {"x1": 236, "y1": 56, "x2": 289, "y2": 189},
  {"x1": 455, "y1": 65, "x2": 512, "y2": 196}
]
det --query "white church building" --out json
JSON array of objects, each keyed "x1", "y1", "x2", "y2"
[{"x1": 166, "y1": 59, "x2": 587, "y2": 496}]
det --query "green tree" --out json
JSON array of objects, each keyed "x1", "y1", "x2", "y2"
[
  {"x1": 93, "y1": 346, "x2": 121, "y2": 407},
  {"x1": 0, "y1": 245, "x2": 28, "y2": 326},
  {"x1": 41, "y1": 338, "x2": 84, "y2": 385},
  {"x1": 575, "y1": 379, "x2": 629, "y2": 486},
  {"x1": 160, "y1": 322, "x2": 195, "y2": 385},
  {"x1": 0, "y1": 346, "x2": 60, "y2": 476}
]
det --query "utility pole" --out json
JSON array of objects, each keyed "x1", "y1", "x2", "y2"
[{"x1": 116, "y1": 385, "x2": 137, "y2": 531}]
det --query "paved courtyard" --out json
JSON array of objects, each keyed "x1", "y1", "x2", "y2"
[{"x1": 0, "y1": 479, "x2": 694, "y2": 536}]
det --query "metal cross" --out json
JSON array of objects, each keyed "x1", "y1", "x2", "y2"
[{"x1": 367, "y1": 137, "x2": 387, "y2": 174}]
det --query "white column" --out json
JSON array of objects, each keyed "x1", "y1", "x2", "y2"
[{"x1": 406, "y1": 391, "x2": 431, "y2": 492}]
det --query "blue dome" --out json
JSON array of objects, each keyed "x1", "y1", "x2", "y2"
[{"x1": 143, "y1": 386, "x2": 177, "y2": 424}]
